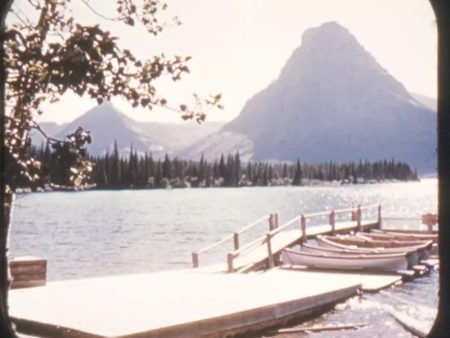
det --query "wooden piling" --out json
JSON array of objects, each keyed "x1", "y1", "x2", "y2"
[
  {"x1": 266, "y1": 233, "x2": 274, "y2": 268},
  {"x1": 192, "y1": 252, "x2": 199, "y2": 268},
  {"x1": 269, "y1": 214, "x2": 275, "y2": 231},
  {"x1": 300, "y1": 214, "x2": 306, "y2": 236},
  {"x1": 377, "y1": 204, "x2": 382, "y2": 228},
  {"x1": 227, "y1": 253, "x2": 234, "y2": 273},
  {"x1": 233, "y1": 233, "x2": 240, "y2": 250},
  {"x1": 329, "y1": 210, "x2": 335, "y2": 234},
  {"x1": 357, "y1": 205, "x2": 362, "y2": 231}
]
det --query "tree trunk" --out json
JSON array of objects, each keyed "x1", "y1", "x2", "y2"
[
  {"x1": 2, "y1": 0, "x2": 19, "y2": 336},
  {"x1": 0, "y1": 191, "x2": 17, "y2": 337}
]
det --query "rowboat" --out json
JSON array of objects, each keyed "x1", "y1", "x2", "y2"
[
  {"x1": 304, "y1": 241, "x2": 420, "y2": 268},
  {"x1": 317, "y1": 235, "x2": 432, "y2": 260},
  {"x1": 370, "y1": 229, "x2": 438, "y2": 244},
  {"x1": 320, "y1": 235, "x2": 432, "y2": 249},
  {"x1": 281, "y1": 248, "x2": 408, "y2": 273},
  {"x1": 369, "y1": 230, "x2": 439, "y2": 256}
]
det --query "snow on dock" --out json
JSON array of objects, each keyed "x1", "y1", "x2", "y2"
[{"x1": 8, "y1": 268, "x2": 402, "y2": 338}]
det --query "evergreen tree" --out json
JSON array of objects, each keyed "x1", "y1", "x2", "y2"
[
  {"x1": 293, "y1": 159, "x2": 302, "y2": 185},
  {"x1": 234, "y1": 152, "x2": 241, "y2": 186},
  {"x1": 162, "y1": 154, "x2": 172, "y2": 179},
  {"x1": 110, "y1": 141, "x2": 121, "y2": 188}
]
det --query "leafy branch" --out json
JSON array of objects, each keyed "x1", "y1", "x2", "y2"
[{"x1": 4, "y1": 0, "x2": 223, "y2": 191}]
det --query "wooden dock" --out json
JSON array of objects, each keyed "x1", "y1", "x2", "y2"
[
  {"x1": 9, "y1": 268, "x2": 402, "y2": 338},
  {"x1": 9, "y1": 204, "x2": 420, "y2": 338}
]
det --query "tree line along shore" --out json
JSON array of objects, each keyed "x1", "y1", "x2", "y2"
[{"x1": 20, "y1": 142, "x2": 419, "y2": 192}]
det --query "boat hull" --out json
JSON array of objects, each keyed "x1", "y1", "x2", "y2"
[
  {"x1": 370, "y1": 229, "x2": 438, "y2": 244},
  {"x1": 281, "y1": 248, "x2": 408, "y2": 273},
  {"x1": 319, "y1": 235, "x2": 432, "y2": 259},
  {"x1": 316, "y1": 236, "x2": 428, "y2": 264},
  {"x1": 302, "y1": 242, "x2": 419, "y2": 268}
]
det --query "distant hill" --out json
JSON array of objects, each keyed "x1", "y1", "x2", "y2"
[
  {"x1": 180, "y1": 22, "x2": 436, "y2": 174},
  {"x1": 29, "y1": 121, "x2": 66, "y2": 147},
  {"x1": 32, "y1": 102, "x2": 224, "y2": 157}
]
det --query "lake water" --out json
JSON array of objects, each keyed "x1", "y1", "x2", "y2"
[{"x1": 10, "y1": 179, "x2": 438, "y2": 337}]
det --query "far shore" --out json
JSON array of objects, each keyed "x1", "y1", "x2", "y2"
[{"x1": 14, "y1": 177, "x2": 430, "y2": 194}]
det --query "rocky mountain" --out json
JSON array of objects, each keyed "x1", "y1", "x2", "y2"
[
  {"x1": 32, "y1": 102, "x2": 224, "y2": 157},
  {"x1": 180, "y1": 22, "x2": 436, "y2": 174}
]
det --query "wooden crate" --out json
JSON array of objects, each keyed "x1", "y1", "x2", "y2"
[{"x1": 9, "y1": 257, "x2": 46, "y2": 289}]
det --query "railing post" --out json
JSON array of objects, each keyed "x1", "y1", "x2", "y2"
[
  {"x1": 233, "y1": 232, "x2": 239, "y2": 250},
  {"x1": 192, "y1": 252, "x2": 199, "y2": 268},
  {"x1": 300, "y1": 214, "x2": 306, "y2": 237},
  {"x1": 357, "y1": 205, "x2": 362, "y2": 231},
  {"x1": 377, "y1": 204, "x2": 382, "y2": 229},
  {"x1": 422, "y1": 213, "x2": 437, "y2": 233},
  {"x1": 266, "y1": 233, "x2": 274, "y2": 269},
  {"x1": 268, "y1": 213, "x2": 279, "y2": 230},
  {"x1": 329, "y1": 210, "x2": 335, "y2": 234},
  {"x1": 227, "y1": 253, "x2": 234, "y2": 273}
]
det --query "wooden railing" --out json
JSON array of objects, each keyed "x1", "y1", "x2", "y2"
[
  {"x1": 301, "y1": 207, "x2": 357, "y2": 233},
  {"x1": 225, "y1": 204, "x2": 382, "y2": 273},
  {"x1": 226, "y1": 215, "x2": 303, "y2": 272},
  {"x1": 192, "y1": 214, "x2": 277, "y2": 268}
]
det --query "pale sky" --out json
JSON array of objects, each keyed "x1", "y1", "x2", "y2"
[{"x1": 9, "y1": 0, "x2": 437, "y2": 124}]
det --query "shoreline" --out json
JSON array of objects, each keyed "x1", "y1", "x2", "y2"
[{"x1": 15, "y1": 177, "x2": 422, "y2": 194}]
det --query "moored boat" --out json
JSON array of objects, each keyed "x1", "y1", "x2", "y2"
[
  {"x1": 320, "y1": 234, "x2": 432, "y2": 249},
  {"x1": 369, "y1": 230, "x2": 439, "y2": 256},
  {"x1": 281, "y1": 248, "x2": 408, "y2": 273},
  {"x1": 317, "y1": 235, "x2": 432, "y2": 260},
  {"x1": 370, "y1": 229, "x2": 438, "y2": 243},
  {"x1": 303, "y1": 242, "x2": 419, "y2": 268}
]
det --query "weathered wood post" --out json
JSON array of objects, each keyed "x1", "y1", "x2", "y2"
[
  {"x1": 422, "y1": 213, "x2": 437, "y2": 233},
  {"x1": 357, "y1": 205, "x2": 362, "y2": 231},
  {"x1": 233, "y1": 232, "x2": 240, "y2": 250},
  {"x1": 266, "y1": 233, "x2": 274, "y2": 269},
  {"x1": 227, "y1": 253, "x2": 234, "y2": 273},
  {"x1": 192, "y1": 252, "x2": 199, "y2": 268},
  {"x1": 329, "y1": 210, "x2": 335, "y2": 234},
  {"x1": 272, "y1": 213, "x2": 280, "y2": 264},
  {"x1": 377, "y1": 204, "x2": 382, "y2": 229},
  {"x1": 269, "y1": 214, "x2": 275, "y2": 231},
  {"x1": 300, "y1": 214, "x2": 306, "y2": 238}
]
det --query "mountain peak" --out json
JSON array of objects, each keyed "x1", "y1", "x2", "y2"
[
  {"x1": 83, "y1": 101, "x2": 126, "y2": 119},
  {"x1": 301, "y1": 21, "x2": 356, "y2": 49},
  {"x1": 271, "y1": 21, "x2": 410, "y2": 102},
  {"x1": 211, "y1": 23, "x2": 436, "y2": 173}
]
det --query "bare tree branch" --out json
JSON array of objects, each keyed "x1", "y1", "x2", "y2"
[{"x1": 80, "y1": 0, "x2": 120, "y2": 22}]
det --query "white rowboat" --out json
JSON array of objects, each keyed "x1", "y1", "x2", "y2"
[
  {"x1": 302, "y1": 242, "x2": 419, "y2": 268},
  {"x1": 370, "y1": 229, "x2": 438, "y2": 243},
  {"x1": 281, "y1": 248, "x2": 408, "y2": 273}
]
